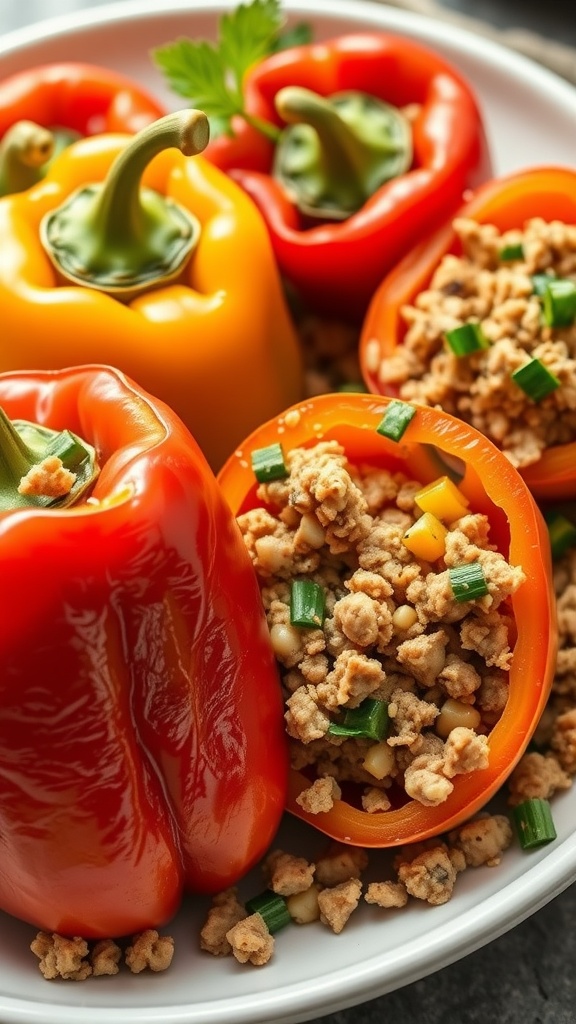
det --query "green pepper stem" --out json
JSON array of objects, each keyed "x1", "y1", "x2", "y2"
[
  {"x1": 0, "y1": 120, "x2": 54, "y2": 196},
  {"x1": 0, "y1": 406, "x2": 99, "y2": 512},
  {"x1": 273, "y1": 86, "x2": 412, "y2": 220},
  {"x1": 276, "y1": 87, "x2": 368, "y2": 208},
  {"x1": 40, "y1": 109, "x2": 210, "y2": 299}
]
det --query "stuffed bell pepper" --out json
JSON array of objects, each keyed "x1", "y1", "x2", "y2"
[
  {"x1": 0, "y1": 364, "x2": 287, "y2": 937},
  {"x1": 361, "y1": 166, "x2": 576, "y2": 501},
  {"x1": 0, "y1": 109, "x2": 303, "y2": 471},
  {"x1": 160, "y1": 28, "x2": 491, "y2": 321},
  {"x1": 0, "y1": 61, "x2": 166, "y2": 195},
  {"x1": 217, "y1": 392, "x2": 556, "y2": 847}
]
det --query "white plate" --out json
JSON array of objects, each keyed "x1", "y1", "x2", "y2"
[{"x1": 0, "y1": 3, "x2": 575, "y2": 1023}]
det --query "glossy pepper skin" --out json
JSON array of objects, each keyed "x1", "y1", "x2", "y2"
[
  {"x1": 0, "y1": 62, "x2": 166, "y2": 139},
  {"x1": 0, "y1": 365, "x2": 287, "y2": 937},
  {"x1": 0, "y1": 127, "x2": 303, "y2": 471},
  {"x1": 360, "y1": 166, "x2": 576, "y2": 501},
  {"x1": 208, "y1": 33, "x2": 491, "y2": 321},
  {"x1": 218, "y1": 393, "x2": 556, "y2": 848}
]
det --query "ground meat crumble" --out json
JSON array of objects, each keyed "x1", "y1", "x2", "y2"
[
  {"x1": 237, "y1": 439, "x2": 524, "y2": 815},
  {"x1": 364, "y1": 217, "x2": 576, "y2": 469},
  {"x1": 30, "y1": 929, "x2": 174, "y2": 980}
]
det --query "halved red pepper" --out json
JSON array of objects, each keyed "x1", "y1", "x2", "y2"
[
  {"x1": 218, "y1": 393, "x2": 556, "y2": 847},
  {"x1": 0, "y1": 365, "x2": 287, "y2": 937},
  {"x1": 208, "y1": 33, "x2": 491, "y2": 321},
  {"x1": 0, "y1": 62, "x2": 166, "y2": 194},
  {"x1": 360, "y1": 166, "x2": 576, "y2": 501}
]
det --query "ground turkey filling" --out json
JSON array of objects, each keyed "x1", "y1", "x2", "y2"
[
  {"x1": 366, "y1": 217, "x2": 576, "y2": 469},
  {"x1": 237, "y1": 439, "x2": 525, "y2": 814}
]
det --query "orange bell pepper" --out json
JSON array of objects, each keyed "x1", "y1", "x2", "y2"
[
  {"x1": 218, "y1": 393, "x2": 556, "y2": 848},
  {"x1": 0, "y1": 110, "x2": 303, "y2": 471},
  {"x1": 360, "y1": 166, "x2": 576, "y2": 500},
  {"x1": 0, "y1": 364, "x2": 287, "y2": 937}
]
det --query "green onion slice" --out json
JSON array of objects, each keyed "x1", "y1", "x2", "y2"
[
  {"x1": 544, "y1": 510, "x2": 576, "y2": 559},
  {"x1": 511, "y1": 358, "x2": 560, "y2": 402},
  {"x1": 251, "y1": 442, "x2": 288, "y2": 483},
  {"x1": 499, "y1": 242, "x2": 524, "y2": 261},
  {"x1": 444, "y1": 322, "x2": 490, "y2": 357},
  {"x1": 376, "y1": 400, "x2": 416, "y2": 442},
  {"x1": 449, "y1": 561, "x2": 489, "y2": 603},
  {"x1": 542, "y1": 278, "x2": 576, "y2": 327},
  {"x1": 531, "y1": 271, "x2": 556, "y2": 297},
  {"x1": 245, "y1": 891, "x2": 292, "y2": 933},
  {"x1": 512, "y1": 798, "x2": 557, "y2": 850},
  {"x1": 290, "y1": 579, "x2": 326, "y2": 629},
  {"x1": 328, "y1": 698, "x2": 389, "y2": 741}
]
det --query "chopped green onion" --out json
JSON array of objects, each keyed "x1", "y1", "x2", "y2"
[
  {"x1": 511, "y1": 358, "x2": 560, "y2": 402},
  {"x1": 499, "y1": 242, "x2": 524, "y2": 261},
  {"x1": 251, "y1": 442, "x2": 288, "y2": 483},
  {"x1": 327, "y1": 698, "x2": 389, "y2": 741},
  {"x1": 376, "y1": 400, "x2": 416, "y2": 442},
  {"x1": 542, "y1": 278, "x2": 576, "y2": 327},
  {"x1": 444, "y1": 322, "x2": 489, "y2": 357},
  {"x1": 290, "y1": 579, "x2": 326, "y2": 629},
  {"x1": 245, "y1": 891, "x2": 291, "y2": 933},
  {"x1": 512, "y1": 798, "x2": 557, "y2": 850},
  {"x1": 531, "y1": 271, "x2": 556, "y2": 297},
  {"x1": 449, "y1": 561, "x2": 489, "y2": 603},
  {"x1": 544, "y1": 510, "x2": 576, "y2": 559}
]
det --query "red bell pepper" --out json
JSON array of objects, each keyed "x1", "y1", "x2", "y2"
[
  {"x1": 360, "y1": 166, "x2": 576, "y2": 502},
  {"x1": 218, "y1": 393, "x2": 556, "y2": 848},
  {"x1": 208, "y1": 33, "x2": 491, "y2": 321},
  {"x1": 0, "y1": 365, "x2": 287, "y2": 937},
  {"x1": 0, "y1": 62, "x2": 166, "y2": 194}
]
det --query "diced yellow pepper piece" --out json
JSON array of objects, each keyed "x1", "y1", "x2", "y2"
[
  {"x1": 403, "y1": 511, "x2": 447, "y2": 561},
  {"x1": 414, "y1": 475, "x2": 469, "y2": 523}
]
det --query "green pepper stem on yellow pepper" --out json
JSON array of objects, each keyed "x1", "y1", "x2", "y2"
[{"x1": 41, "y1": 109, "x2": 209, "y2": 299}]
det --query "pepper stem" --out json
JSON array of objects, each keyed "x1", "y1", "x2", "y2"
[
  {"x1": 0, "y1": 121, "x2": 55, "y2": 196},
  {"x1": 40, "y1": 109, "x2": 210, "y2": 300},
  {"x1": 0, "y1": 406, "x2": 99, "y2": 511},
  {"x1": 273, "y1": 87, "x2": 412, "y2": 221}
]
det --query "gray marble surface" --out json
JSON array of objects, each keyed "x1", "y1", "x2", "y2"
[{"x1": 0, "y1": 2, "x2": 575, "y2": 1022}]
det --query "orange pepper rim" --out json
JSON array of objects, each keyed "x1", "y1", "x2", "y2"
[
  {"x1": 218, "y1": 392, "x2": 557, "y2": 848},
  {"x1": 359, "y1": 166, "x2": 576, "y2": 502}
]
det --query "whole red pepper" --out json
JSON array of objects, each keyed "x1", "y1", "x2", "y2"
[
  {"x1": 218, "y1": 393, "x2": 556, "y2": 848},
  {"x1": 360, "y1": 166, "x2": 576, "y2": 501},
  {"x1": 0, "y1": 62, "x2": 166, "y2": 137},
  {"x1": 208, "y1": 33, "x2": 491, "y2": 321},
  {"x1": 0, "y1": 62, "x2": 166, "y2": 194},
  {"x1": 0, "y1": 365, "x2": 286, "y2": 937}
]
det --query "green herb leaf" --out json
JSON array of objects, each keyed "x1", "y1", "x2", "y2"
[
  {"x1": 272, "y1": 22, "x2": 313, "y2": 51},
  {"x1": 152, "y1": 0, "x2": 286, "y2": 138}
]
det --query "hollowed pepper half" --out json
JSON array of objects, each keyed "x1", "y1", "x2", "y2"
[
  {"x1": 217, "y1": 393, "x2": 556, "y2": 847},
  {"x1": 0, "y1": 365, "x2": 287, "y2": 937},
  {"x1": 0, "y1": 61, "x2": 166, "y2": 195},
  {"x1": 0, "y1": 110, "x2": 303, "y2": 471},
  {"x1": 360, "y1": 166, "x2": 576, "y2": 501},
  {"x1": 207, "y1": 32, "x2": 491, "y2": 321}
]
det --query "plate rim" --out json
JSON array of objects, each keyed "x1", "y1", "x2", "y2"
[{"x1": 0, "y1": 2, "x2": 575, "y2": 1022}]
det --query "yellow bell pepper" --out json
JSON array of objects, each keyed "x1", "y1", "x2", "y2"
[
  {"x1": 0, "y1": 110, "x2": 303, "y2": 470},
  {"x1": 402, "y1": 510, "x2": 448, "y2": 561}
]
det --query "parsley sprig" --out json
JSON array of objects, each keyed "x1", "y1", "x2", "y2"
[{"x1": 153, "y1": 0, "x2": 311, "y2": 140}]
